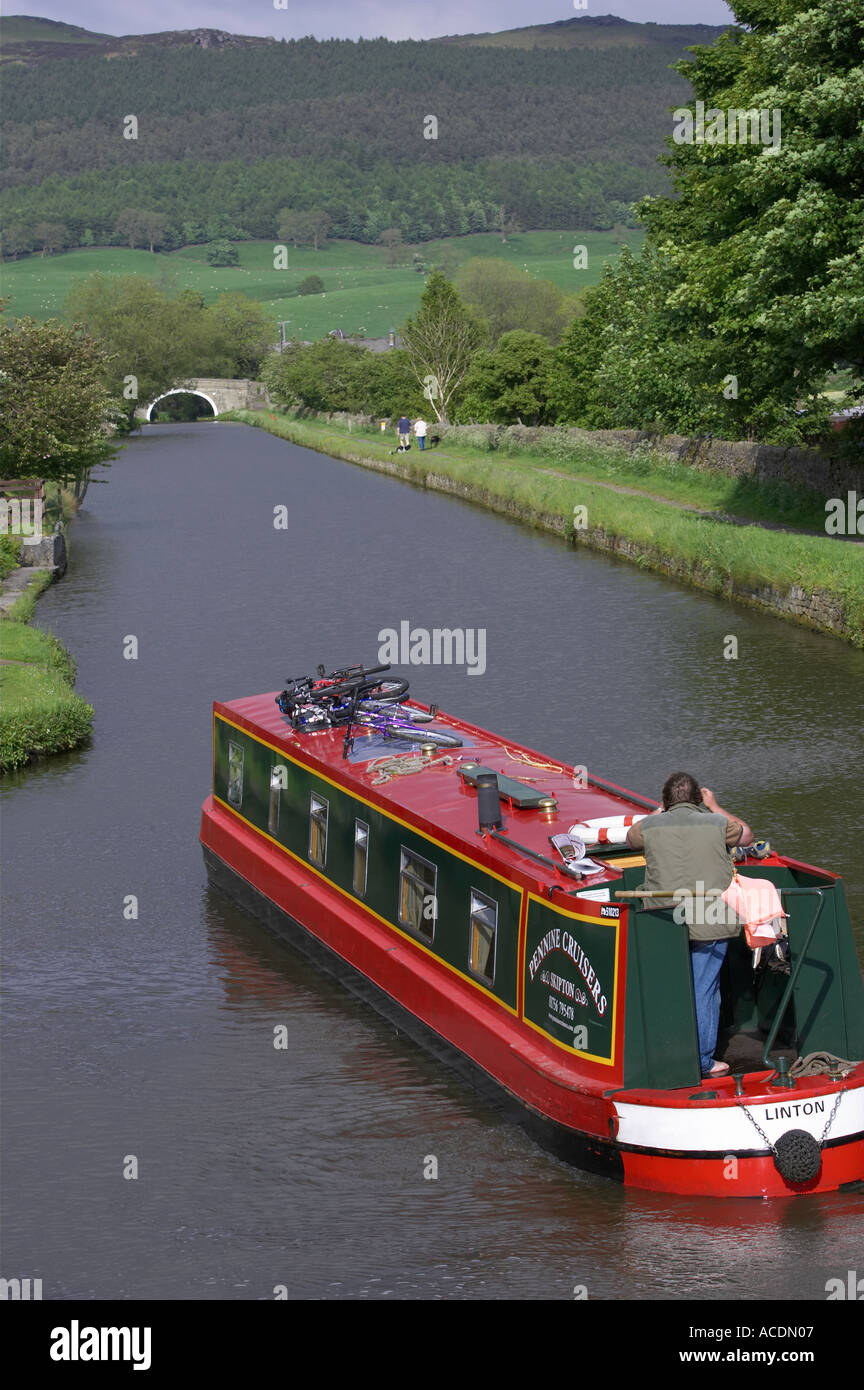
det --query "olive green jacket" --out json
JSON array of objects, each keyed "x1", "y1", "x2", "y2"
[{"x1": 630, "y1": 802, "x2": 742, "y2": 941}]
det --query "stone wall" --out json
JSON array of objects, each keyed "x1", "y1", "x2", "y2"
[
  {"x1": 19, "y1": 529, "x2": 67, "y2": 576},
  {"x1": 435, "y1": 423, "x2": 864, "y2": 497}
]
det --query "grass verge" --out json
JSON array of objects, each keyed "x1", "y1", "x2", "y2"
[
  {"x1": 0, "y1": 592, "x2": 93, "y2": 774},
  {"x1": 224, "y1": 410, "x2": 864, "y2": 647}
]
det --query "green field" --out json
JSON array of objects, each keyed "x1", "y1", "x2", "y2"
[{"x1": 2, "y1": 230, "x2": 644, "y2": 340}]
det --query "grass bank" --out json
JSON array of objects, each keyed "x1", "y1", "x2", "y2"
[
  {"x1": 0, "y1": 565, "x2": 93, "y2": 774},
  {"x1": 224, "y1": 410, "x2": 864, "y2": 647}
]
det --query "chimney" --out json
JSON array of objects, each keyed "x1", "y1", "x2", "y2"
[{"x1": 476, "y1": 772, "x2": 502, "y2": 831}]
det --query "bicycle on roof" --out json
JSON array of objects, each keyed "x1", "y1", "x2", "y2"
[{"x1": 275, "y1": 662, "x2": 463, "y2": 757}]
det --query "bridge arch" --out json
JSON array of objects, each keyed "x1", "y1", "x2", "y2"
[{"x1": 145, "y1": 388, "x2": 219, "y2": 422}]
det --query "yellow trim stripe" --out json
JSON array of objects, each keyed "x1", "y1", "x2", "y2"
[
  {"x1": 215, "y1": 711, "x2": 518, "y2": 889},
  {"x1": 212, "y1": 791, "x2": 521, "y2": 1017},
  {"x1": 214, "y1": 710, "x2": 630, "y2": 1061},
  {"x1": 213, "y1": 711, "x2": 529, "y2": 1015},
  {"x1": 521, "y1": 891, "x2": 621, "y2": 1067}
]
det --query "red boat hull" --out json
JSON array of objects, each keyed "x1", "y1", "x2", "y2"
[{"x1": 201, "y1": 795, "x2": 864, "y2": 1199}]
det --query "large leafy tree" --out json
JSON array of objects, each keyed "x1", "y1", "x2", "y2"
[
  {"x1": 208, "y1": 292, "x2": 274, "y2": 376},
  {"x1": 33, "y1": 221, "x2": 66, "y2": 257},
  {"x1": 263, "y1": 339, "x2": 370, "y2": 413},
  {"x1": 455, "y1": 258, "x2": 582, "y2": 346},
  {"x1": 555, "y1": 0, "x2": 864, "y2": 442},
  {"x1": 549, "y1": 245, "x2": 751, "y2": 434},
  {"x1": 630, "y1": 0, "x2": 864, "y2": 439},
  {"x1": 66, "y1": 275, "x2": 215, "y2": 421},
  {"x1": 277, "y1": 209, "x2": 331, "y2": 250},
  {"x1": 400, "y1": 272, "x2": 484, "y2": 423},
  {"x1": 0, "y1": 316, "x2": 117, "y2": 482},
  {"x1": 262, "y1": 339, "x2": 422, "y2": 417},
  {"x1": 460, "y1": 331, "x2": 557, "y2": 425}
]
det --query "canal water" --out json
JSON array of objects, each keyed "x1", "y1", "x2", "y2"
[{"x1": 4, "y1": 422, "x2": 863, "y2": 1300}]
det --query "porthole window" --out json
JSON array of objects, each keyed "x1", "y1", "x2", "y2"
[
  {"x1": 353, "y1": 820, "x2": 369, "y2": 897},
  {"x1": 308, "y1": 793, "x2": 329, "y2": 866},
  {"x1": 268, "y1": 766, "x2": 283, "y2": 835},
  {"x1": 399, "y1": 847, "x2": 437, "y2": 942},
  {"x1": 469, "y1": 888, "x2": 497, "y2": 984},
  {"x1": 227, "y1": 742, "x2": 244, "y2": 807}
]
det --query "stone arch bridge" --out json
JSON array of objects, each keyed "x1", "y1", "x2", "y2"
[{"x1": 137, "y1": 378, "x2": 270, "y2": 422}]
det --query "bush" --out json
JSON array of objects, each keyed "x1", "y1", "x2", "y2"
[
  {"x1": 439, "y1": 425, "x2": 501, "y2": 452},
  {"x1": 1, "y1": 535, "x2": 21, "y2": 578},
  {"x1": 0, "y1": 692, "x2": 94, "y2": 772},
  {"x1": 0, "y1": 602, "x2": 92, "y2": 772},
  {"x1": 296, "y1": 275, "x2": 325, "y2": 296},
  {"x1": 206, "y1": 239, "x2": 239, "y2": 266}
]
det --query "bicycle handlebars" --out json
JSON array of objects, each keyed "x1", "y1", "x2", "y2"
[{"x1": 276, "y1": 662, "x2": 408, "y2": 722}]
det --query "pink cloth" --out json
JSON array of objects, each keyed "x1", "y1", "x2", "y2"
[{"x1": 722, "y1": 875, "x2": 787, "y2": 947}]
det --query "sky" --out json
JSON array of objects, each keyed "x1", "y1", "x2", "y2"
[{"x1": 15, "y1": 1, "x2": 737, "y2": 42}]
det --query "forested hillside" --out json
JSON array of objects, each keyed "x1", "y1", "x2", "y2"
[
  {"x1": 436, "y1": 14, "x2": 726, "y2": 50},
  {"x1": 0, "y1": 21, "x2": 727, "y2": 255}
]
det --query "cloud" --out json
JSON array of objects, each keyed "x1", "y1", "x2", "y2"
[{"x1": 25, "y1": 1, "x2": 737, "y2": 43}]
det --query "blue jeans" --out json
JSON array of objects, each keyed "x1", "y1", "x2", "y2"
[
  {"x1": 418, "y1": 436, "x2": 425, "y2": 449},
  {"x1": 690, "y1": 940, "x2": 728, "y2": 1072}
]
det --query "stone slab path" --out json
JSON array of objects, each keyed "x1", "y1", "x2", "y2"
[{"x1": 0, "y1": 566, "x2": 55, "y2": 615}]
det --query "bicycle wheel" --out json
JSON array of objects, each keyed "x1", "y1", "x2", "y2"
[
  {"x1": 314, "y1": 675, "x2": 409, "y2": 708},
  {"x1": 363, "y1": 678, "x2": 409, "y2": 704},
  {"x1": 410, "y1": 727, "x2": 462, "y2": 748},
  {"x1": 360, "y1": 699, "x2": 432, "y2": 723},
  {"x1": 362, "y1": 718, "x2": 461, "y2": 749}
]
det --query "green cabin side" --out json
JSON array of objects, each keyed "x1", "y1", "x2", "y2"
[
  {"x1": 214, "y1": 716, "x2": 522, "y2": 1012},
  {"x1": 612, "y1": 860, "x2": 864, "y2": 1090},
  {"x1": 214, "y1": 716, "x2": 864, "y2": 1095}
]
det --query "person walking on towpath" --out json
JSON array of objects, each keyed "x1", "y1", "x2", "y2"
[
  {"x1": 413, "y1": 417, "x2": 428, "y2": 451},
  {"x1": 625, "y1": 773, "x2": 753, "y2": 1079},
  {"x1": 396, "y1": 415, "x2": 411, "y2": 450}
]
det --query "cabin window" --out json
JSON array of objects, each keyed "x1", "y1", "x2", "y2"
[
  {"x1": 353, "y1": 820, "x2": 369, "y2": 897},
  {"x1": 399, "y1": 847, "x2": 437, "y2": 942},
  {"x1": 469, "y1": 888, "x2": 497, "y2": 984},
  {"x1": 268, "y1": 766, "x2": 283, "y2": 835},
  {"x1": 227, "y1": 742, "x2": 244, "y2": 807},
  {"x1": 308, "y1": 793, "x2": 329, "y2": 866}
]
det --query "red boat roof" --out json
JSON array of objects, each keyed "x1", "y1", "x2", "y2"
[{"x1": 215, "y1": 692, "x2": 661, "y2": 896}]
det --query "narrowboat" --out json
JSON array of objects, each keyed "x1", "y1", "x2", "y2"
[{"x1": 199, "y1": 666, "x2": 864, "y2": 1198}]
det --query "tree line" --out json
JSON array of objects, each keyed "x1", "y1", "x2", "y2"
[{"x1": 1, "y1": 155, "x2": 647, "y2": 259}]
